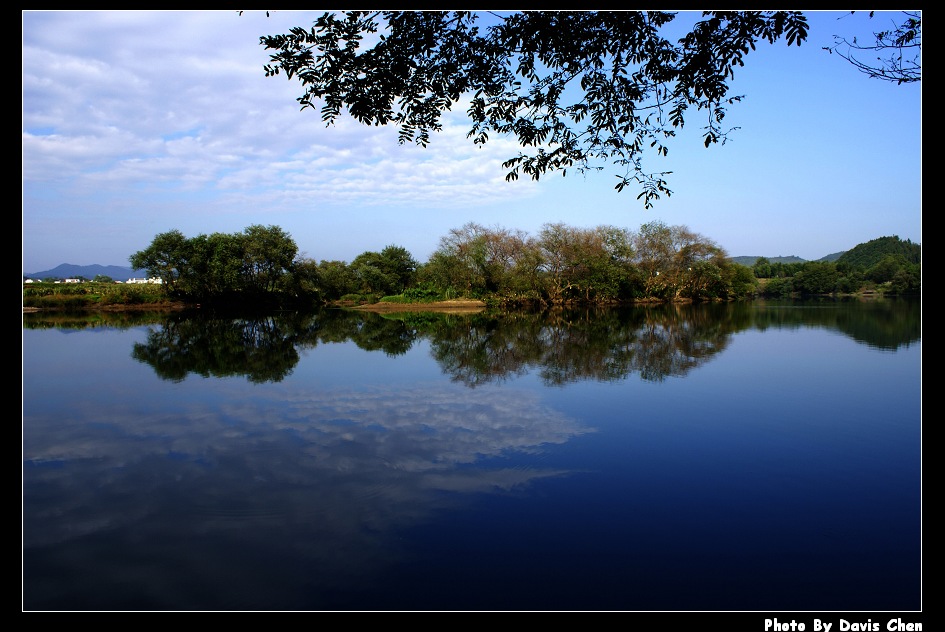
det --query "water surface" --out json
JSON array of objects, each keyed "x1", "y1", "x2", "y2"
[{"x1": 22, "y1": 299, "x2": 922, "y2": 611}]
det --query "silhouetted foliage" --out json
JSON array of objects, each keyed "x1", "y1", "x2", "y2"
[
  {"x1": 258, "y1": 11, "x2": 808, "y2": 207},
  {"x1": 823, "y1": 11, "x2": 920, "y2": 85}
]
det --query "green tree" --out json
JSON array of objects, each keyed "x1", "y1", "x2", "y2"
[
  {"x1": 415, "y1": 251, "x2": 471, "y2": 298},
  {"x1": 536, "y1": 222, "x2": 635, "y2": 302},
  {"x1": 866, "y1": 254, "x2": 909, "y2": 284},
  {"x1": 131, "y1": 225, "x2": 304, "y2": 302},
  {"x1": 258, "y1": 11, "x2": 808, "y2": 207},
  {"x1": 432, "y1": 222, "x2": 530, "y2": 295},
  {"x1": 350, "y1": 250, "x2": 399, "y2": 296},
  {"x1": 669, "y1": 226, "x2": 726, "y2": 297},
  {"x1": 316, "y1": 260, "x2": 358, "y2": 300},
  {"x1": 241, "y1": 224, "x2": 299, "y2": 293},
  {"x1": 378, "y1": 244, "x2": 419, "y2": 293},
  {"x1": 185, "y1": 232, "x2": 246, "y2": 299},
  {"x1": 278, "y1": 257, "x2": 322, "y2": 302},
  {"x1": 587, "y1": 225, "x2": 638, "y2": 300},
  {"x1": 724, "y1": 263, "x2": 758, "y2": 299},
  {"x1": 633, "y1": 220, "x2": 675, "y2": 296},
  {"x1": 505, "y1": 238, "x2": 546, "y2": 299},
  {"x1": 889, "y1": 265, "x2": 920, "y2": 295},
  {"x1": 752, "y1": 256, "x2": 772, "y2": 278},
  {"x1": 129, "y1": 229, "x2": 190, "y2": 293},
  {"x1": 792, "y1": 261, "x2": 839, "y2": 295},
  {"x1": 536, "y1": 222, "x2": 575, "y2": 302},
  {"x1": 93, "y1": 275, "x2": 113, "y2": 283},
  {"x1": 631, "y1": 220, "x2": 730, "y2": 299},
  {"x1": 834, "y1": 272, "x2": 862, "y2": 294},
  {"x1": 207, "y1": 232, "x2": 247, "y2": 295},
  {"x1": 762, "y1": 277, "x2": 793, "y2": 297}
]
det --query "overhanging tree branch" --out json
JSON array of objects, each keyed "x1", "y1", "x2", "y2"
[
  {"x1": 823, "y1": 11, "x2": 921, "y2": 85},
  {"x1": 258, "y1": 10, "x2": 809, "y2": 209}
]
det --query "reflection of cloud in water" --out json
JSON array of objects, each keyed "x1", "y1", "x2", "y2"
[
  {"x1": 276, "y1": 384, "x2": 586, "y2": 468},
  {"x1": 24, "y1": 381, "x2": 589, "y2": 605}
]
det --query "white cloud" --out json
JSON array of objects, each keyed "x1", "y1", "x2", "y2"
[{"x1": 22, "y1": 10, "x2": 921, "y2": 271}]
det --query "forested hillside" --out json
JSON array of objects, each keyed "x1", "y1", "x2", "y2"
[
  {"x1": 752, "y1": 235, "x2": 920, "y2": 298},
  {"x1": 836, "y1": 236, "x2": 921, "y2": 269}
]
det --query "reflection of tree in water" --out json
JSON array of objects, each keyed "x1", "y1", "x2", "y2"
[
  {"x1": 750, "y1": 297, "x2": 921, "y2": 351},
  {"x1": 22, "y1": 309, "x2": 174, "y2": 330},
  {"x1": 346, "y1": 315, "x2": 417, "y2": 356},
  {"x1": 633, "y1": 303, "x2": 737, "y2": 383},
  {"x1": 119, "y1": 298, "x2": 920, "y2": 384},
  {"x1": 299, "y1": 309, "x2": 418, "y2": 356},
  {"x1": 431, "y1": 303, "x2": 737, "y2": 386},
  {"x1": 130, "y1": 309, "x2": 421, "y2": 383},
  {"x1": 131, "y1": 312, "x2": 323, "y2": 383}
]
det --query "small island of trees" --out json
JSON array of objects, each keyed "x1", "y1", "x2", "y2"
[{"x1": 23, "y1": 222, "x2": 920, "y2": 312}]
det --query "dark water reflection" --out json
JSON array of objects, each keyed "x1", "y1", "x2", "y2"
[
  {"x1": 23, "y1": 298, "x2": 921, "y2": 386},
  {"x1": 22, "y1": 299, "x2": 921, "y2": 611}
]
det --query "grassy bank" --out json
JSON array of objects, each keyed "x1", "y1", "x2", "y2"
[{"x1": 22, "y1": 281, "x2": 182, "y2": 311}]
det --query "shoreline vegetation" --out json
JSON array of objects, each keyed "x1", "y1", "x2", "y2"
[
  {"x1": 25, "y1": 231, "x2": 918, "y2": 314},
  {"x1": 346, "y1": 299, "x2": 487, "y2": 313},
  {"x1": 23, "y1": 291, "x2": 900, "y2": 315},
  {"x1": 21, "y1": 298, "x2": 487, "y2": 314},
  {"x1": 20, "y1": 290, "x2": 493, "y2": 313}
]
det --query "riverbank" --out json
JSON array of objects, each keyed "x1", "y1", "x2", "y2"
[
  {"x1": 22, "y1": 290, "x2": 908, "y2": 314},
  {"x1": 23, "y1": 299, "x2": 487, "y2": 313},
  {"x1": 344, "y1": 299, "x2": 487, "y2": 313},
  {"x1": 22, "y1": 302, "x2": 190, "y2": 313}
]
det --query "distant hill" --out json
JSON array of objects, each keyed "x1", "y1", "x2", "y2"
[
  {"x1": 729, "y1": 255, "x2": 810, "y2": 267},
  {"x1": 23, "y1": 264, "x2": 149, "y2": 282},
  {"x1": 835, "y1": 236, "x2": 921, "y2": 269},
  {"x1": 730, "y1": 251, "x2": 848, "y2": 266}
]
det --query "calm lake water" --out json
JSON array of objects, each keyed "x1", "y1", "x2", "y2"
[{"x1": 22, "y1": 299, "x2": 922, "y2": 612}]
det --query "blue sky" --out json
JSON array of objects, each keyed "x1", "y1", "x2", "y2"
[{"x1": 22, "y1": 10, "x2": 921, "y2": 274}]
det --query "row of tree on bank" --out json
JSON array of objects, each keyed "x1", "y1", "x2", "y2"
[
  {"x1": 127, "y1": 222, "x2": 920, "y2": 307},
  {"x1": 750, "y1": 236, "x2": 921, "y2": 296}
]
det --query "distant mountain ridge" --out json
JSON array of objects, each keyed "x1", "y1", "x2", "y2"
[
  {"x1": 729, "y1": 252, "x2": 845, "y2": 267},
  {"x1": 24, "y1": 263, "x2": 149, "y2": 281}
]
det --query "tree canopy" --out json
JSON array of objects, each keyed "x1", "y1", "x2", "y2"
[
  {"x1": 823, "y1": 11, "x2": 921, "y2": 85},
  {"x1": 258, "y1": 11, "x2": 809, "y2": 208},
  {"x1": 129, "y1": 224, "x2": 298, "y2": 300},
  {"x1": 835, "y1": 235, "x2": 921, "y2": 269}
]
